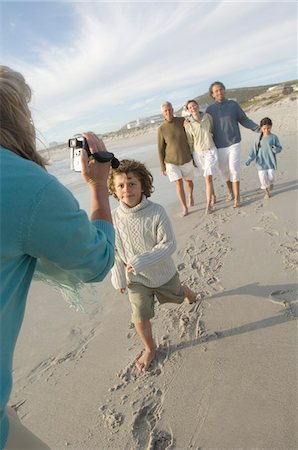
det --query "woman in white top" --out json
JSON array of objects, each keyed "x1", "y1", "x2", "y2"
[{"x1": 184, "y1": 99, "x2": 219, "y2": 214}]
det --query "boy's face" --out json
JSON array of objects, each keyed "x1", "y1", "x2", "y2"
[{"x1": 113, "y1": 172, "x2": 143, "y2": 208}]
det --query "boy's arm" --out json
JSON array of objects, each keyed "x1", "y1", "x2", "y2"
[
  {"x1": 129, "y1": 208, "x2": 176, "y2": 274},
  {"x1": 111, "y1": 249, "x2": 127, "y2": 290}
]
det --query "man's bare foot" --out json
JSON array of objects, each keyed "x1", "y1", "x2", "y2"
[
  {"x1": 182, "y1": 207, "x2": 188, "y2": 217},
  {"x1": 227, "y1": 192, "x2": 234, "y2": 201},
  {"x1": 181, "y1": 283, "x2": 198, "y2": 304},
  {"x1": 188, "y1": 196, "x2": 194, "y2": 207},
  {"x1": 211, "y1": 194, "x2": 216, "y2": 205},
  {"x1": 205, "y1": 205, "x2": 213, "y2": 215},
  {"x1": 135, "y1": 349, "x2": 156, "y2": 373}
]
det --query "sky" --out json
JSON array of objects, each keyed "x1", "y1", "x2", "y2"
[{"x1": 1, "y1": 1, "x2": 297, "y2": 146}]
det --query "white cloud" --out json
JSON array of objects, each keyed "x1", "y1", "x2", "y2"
[{"x1": 2, "y1": 1, "x2": 296, "y2": 143}]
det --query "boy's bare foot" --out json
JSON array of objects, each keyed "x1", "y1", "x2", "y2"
[
  {"x1": 135, "y1": 349, "x2": 156, "y2": 373},
  {"x1": 211, "y1": 194, "x2": 216, "y2": 205},
  {"x1": 181, "y1": 283, "x2": 198, "y2": 304}
]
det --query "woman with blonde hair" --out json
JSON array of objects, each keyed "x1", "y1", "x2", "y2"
[{"x1": 0, "y1": 66, "x2": 115, "y2": 449}]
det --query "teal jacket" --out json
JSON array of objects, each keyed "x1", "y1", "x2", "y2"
[
  {"x1": 245, "y1": 134, "x2": 282, "y2": 170},
  {"x1": 0, "y1": 147, "x2": 115, "y2": 449}
]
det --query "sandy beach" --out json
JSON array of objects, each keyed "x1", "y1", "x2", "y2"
[{"x1": 10, "y1": 97, "x2": 297, "y2": 449}]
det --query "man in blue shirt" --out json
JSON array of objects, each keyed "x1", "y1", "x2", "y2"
[{"x1": 206, "y1": 81, "x2": 260, "y2": 207}]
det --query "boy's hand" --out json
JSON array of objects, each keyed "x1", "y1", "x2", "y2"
[{"x1": 127, "y1": 264, "x2": 134, "y2": 273}]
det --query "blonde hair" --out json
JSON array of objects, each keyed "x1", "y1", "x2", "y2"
[{"x1": 0, "y1": 65, "x2": 46, "y2": 168}]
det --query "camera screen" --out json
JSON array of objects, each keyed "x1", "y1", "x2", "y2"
[{"x1": 68, "y1": 138, "x2": 78, "y2": 148}]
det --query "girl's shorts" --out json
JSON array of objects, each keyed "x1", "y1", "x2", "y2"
[{"x1": 127, "y1": 272, "x2": 184, "y2": 323}]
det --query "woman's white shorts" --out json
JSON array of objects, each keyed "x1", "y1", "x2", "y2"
[{"x1": 192, "y1": 146, "x2": 219, "y2": 177}]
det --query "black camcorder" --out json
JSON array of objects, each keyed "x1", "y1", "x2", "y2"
[{"x1": 68, "y1": 136, "x2": 119, "y2": 172}]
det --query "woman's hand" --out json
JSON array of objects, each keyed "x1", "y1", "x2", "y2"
[
  {"x1": 80, "y1": 132, "x2": 111, "y2": 187},
  {"x1": 80, "y1": 131, "x2": 112, "y2": 223}
]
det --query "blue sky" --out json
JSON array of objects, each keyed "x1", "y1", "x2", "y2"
[{"x1": 1, "y1": 1, "x2": 297, "y2": 146}]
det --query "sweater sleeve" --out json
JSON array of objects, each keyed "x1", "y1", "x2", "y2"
[
  {"x1": 185, "y1": 123, "x2": 194, "y2": 153},
  {"x1": 157, "y1": 126, "x2": 166, "y2": 171},
  {"x1": 272, "y1": 135, "x2": 282, "y2": 154},
  {"x1": 26, "y1": 178, "x2": 115, "y2": 286},
  {"x1": 128, "y1": 207, "x2": 176, "y2": 274},
  {"x1": 237, "y1": 103, "x2": 260, "y2": 132},
  {"x1": 246, "y1": 141, "x2": 258, "y2": 165},
  {"x1": 111, "y1": 248, "x2": 127, "y2": 289}
]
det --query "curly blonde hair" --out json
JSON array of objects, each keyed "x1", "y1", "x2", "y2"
[
  {"x1": 108, "y1": 159, "x2": 154, "y2": 199},
  {"x1": 0, "y1": 65, "x2": 46, "y2": 168}
]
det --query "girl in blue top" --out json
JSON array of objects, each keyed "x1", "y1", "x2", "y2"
[
  {"x1": 0, "y1": 66, "x2": 115, "y2": 449},
  {"x1": 245, "y1": 117, "x2": 282, "y2": 199}
]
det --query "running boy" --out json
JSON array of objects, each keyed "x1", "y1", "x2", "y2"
[
  {"x1": 245, "y1": 117, "x2": 282, "y2": 199},
  {"x1": 108, "y1": 159, "x2": 197, "y2": 373}
]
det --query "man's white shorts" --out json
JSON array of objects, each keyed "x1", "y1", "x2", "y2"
[
  {"x1": 258, "y1": 169, "x2": 275, "y2": 189},
  {"x1": 192, "y1": 146, "x2": 219, "y2": 177},
  {"x1": 165, "y1": 160, "x2": 194, "y2": 182},
  {"x1": 217, "y1": 142, "x2": 241, "y2": 182}
]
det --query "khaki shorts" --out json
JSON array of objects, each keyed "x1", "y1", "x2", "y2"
[{"x1": 127, "y1": 273, "x2": 185, "y2": 323}]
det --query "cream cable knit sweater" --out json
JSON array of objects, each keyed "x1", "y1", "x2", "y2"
[{"x1": 111, "y1": 196, "x2": 178, "y2": 289}]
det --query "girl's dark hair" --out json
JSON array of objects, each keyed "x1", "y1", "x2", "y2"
[
  {"x1": 108, "y1": 159, "x2": 154, "y2": 199},
  {"x1": 209, "y1": 81, "x2": 226, "y2": 97},
  {"x1": 258, "y1": 117, "x2": 272, "y2": 148},
  {"x1": 186, "y1": 99, "x2": 198, "y2": 110},
  {"x1": 260, "y1": 117, "x2": 272, "y2": 127}
]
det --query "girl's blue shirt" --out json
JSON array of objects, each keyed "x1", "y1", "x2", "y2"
[
  {"x1": 246, "y1": 133, "x2": 282, "y2": 170},
  {"x1": 0, "y1": 147, "x2": 115, "y2": 449}
]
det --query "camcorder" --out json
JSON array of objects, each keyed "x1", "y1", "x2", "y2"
[{"x1": 68, "y1": 136, "x2": 119, "y2": 172}]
